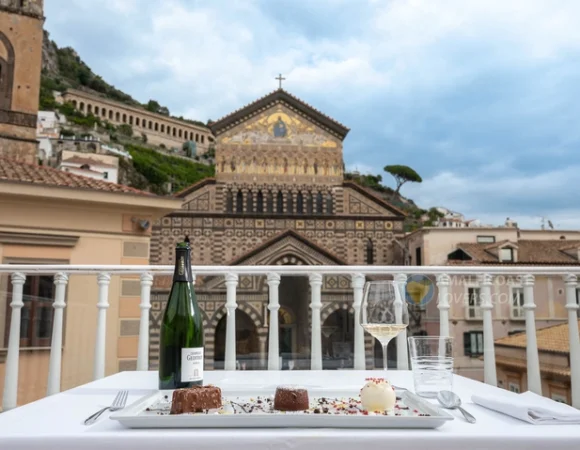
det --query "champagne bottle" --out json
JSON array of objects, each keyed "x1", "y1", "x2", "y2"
[{"x1": 159, "y1": 238, "x2": 204, "y2": 389}]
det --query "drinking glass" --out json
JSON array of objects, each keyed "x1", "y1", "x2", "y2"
[
  {"x1": 360, "y1": 280, "x2": 409, "y2": 371},
  {"x1": 408, "y1": 336, "x2": 454, "y2": 398}
]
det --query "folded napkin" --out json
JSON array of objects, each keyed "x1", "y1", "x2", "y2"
[{"x1": 471, "y1": 391, "x2": 580, "y2": 424}]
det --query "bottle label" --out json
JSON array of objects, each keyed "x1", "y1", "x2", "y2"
[{"x1": 181, "y1": 347, "x2": 204, "y2": 382}]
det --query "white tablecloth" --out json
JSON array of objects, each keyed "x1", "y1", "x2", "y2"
[{"x1": 1, "y1": 370, "x2": 579, "y2": 450}]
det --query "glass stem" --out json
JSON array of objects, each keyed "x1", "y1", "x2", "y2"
[{"x1": 382, "y1": 343, "x2": 389, "y2": 371}]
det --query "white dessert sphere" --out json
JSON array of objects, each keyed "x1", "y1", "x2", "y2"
[{"x1": 359, "y1": 378, "x2": 396, "y2": 412}]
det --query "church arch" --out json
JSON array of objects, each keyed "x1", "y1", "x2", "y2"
[
  {"x1": 0, "y1": 31, "x2": 14, "y2": 109},
  {"x1": 307, "y1": 192, "x2": 314, "y2": 214},
  {"x1": 247, "y1": 190, "x2": 254, "y2": 212},
  {"x1": 321, "y1": 308, "x2": 355, "y2": 369},
  {"x1": 115, "y1": 112, "x2": 120, "y2": 121},
  {"x1": 286, "y1": 192, "x2": 294, "y2": 214},
  {"x1": 266, "y1": 191, "x2": 274, "y2": 213},
  {"x1": 213, "y1": 309, "x2": 260, "y2": 369},
  {"x1": 236, "y1": 190, "x2": 243, "y2": 213},
  {"x1": 225, "y1": 189, "x2": 233, "y2": 213},
  {"x1": 366, "y1": 238, "x2": 374, "y2": 265},
  {"x1": 276, "y1": 191, "x2": 284, "y2": 213},
  {"x1": 326, "y1": 192, "x2": 333, "y2": 214},
  {"x1": 296, "y1": 192, "x2": 304, "y2": 214},
  {"x1": 256, "y1": 190, "x2": 264, "y2": 213},
  {"x1": 316, "y1": 192, "x2": 324, "y2": 214}
]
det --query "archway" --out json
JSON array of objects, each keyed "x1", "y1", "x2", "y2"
[
  {"x1": 322, "y1": 309, "x2": 354, "y2": 369},
  {"x1": 278, "y1": 274, "x2": 310, "y2": 368},
  {"x1": 214, "y1": 310, "x2": 260, "y2": 370}
]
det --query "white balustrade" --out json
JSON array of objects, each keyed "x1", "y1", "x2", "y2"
[
  {"x1": 564, "y1": 274, "x2": 580, "y2": 408},
  {"x1": 2, "y1": 272, "x2": 26, "y2": 412},
  {"x1": 351, "y1": 273, "x2": 366, "y2": 370},
  {"x1": 137, "y1": 273, "x2": 153, "y2": 371},
  {"x1": 1, "y1": 263, "x2": 580, "y2": 409},
  {"x1": 266, "y1": 273, "x2": 281, "y2": 370},
  {"x1": 93, "y1": 273, "x2": 110, "y2": 380},
  {"x1": 436, "y1": 274, "x2": 450, "y2": 337},
  {"x1": 224, "y1": 273, "x2": 239, "y2": 371},
  {"x1": 47, "y1": 272, "x2": 69, "y2": 396},
  {"x1": 479, "y1": 273, "x2": 497, "y2": 386},
  {"x1": 523, "y1": 274, "x2": 542, "y2": 395},
  {"x1": 309, "y1": 273, "x2": 323, "y2": 370},
  {"x1": 394, "y1": 274, "x2": 409, "y2": 370}
]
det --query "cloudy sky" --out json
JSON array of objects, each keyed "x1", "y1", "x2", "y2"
[{"x1": 44, "y1": 0, "x2": 580, "y2": 229}]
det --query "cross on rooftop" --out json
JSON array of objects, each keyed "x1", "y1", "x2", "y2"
[{"x1": 275, "y1": 73, "x2": 286, "y2": 89}]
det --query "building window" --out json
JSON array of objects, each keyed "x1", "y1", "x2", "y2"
[
  {"x1": 103, "y1": 172, "x2": 108, "y2": 180},
  {"x1": 266, "y1": 191, "x2": 273, "y2": 213},
  {"x1": 366, "y1": 239, "x2": 374, "y2": 265},
  {"x1": 256, "y1": 191, "x2": 264, "y2": 213},
  {"x1": 276, "y1": 191, "x2": 284, "y2": 213},
  {"x1": 316, "y1": 192, "x2": 323, "y2": 214},
  {"x1": 236, "y1": 190, "x2": 243, "y2": 213},
  {"x1": 225, "y1": 190, "x2": 233, "y2": 213},
  {"x1": 246, "y1": 191, "x2": 254, "y2": 212},
  {"x1": 296, "y1": 192, "x2": 304, "y2": 214},
  {"x1": 326, "y1": 193, "x2": 333, "y2": 214},
  {"x1": 306, "y1": 192, "x2": 314, "y2": 214},
  {"x1": 511, "y1": 287, "x2": 524, "y2": 319},
  {"x1": 463, "y1": 331, "x2": 484, "y2": 357},
  {"x1": 466, "y1": 287, "x2": 482, "y2": 319},
  {"x1": 477, "y1": 236, "x2": 496, "y2": 243},
  {"x1": 415, "y1": 247, "x2": 422, "y2": 266},
  {"x1": 508, "y1": 382, "x2": 520, "y2": 393},
  {"x1": 499, "y1": 247, "x2": 514, "y2": 262},
  {"x1": 4, "y1": 275, "x2": 57, "y2": 348},
  {"x1": 286, "y1": 193, "x2": 294, "y2": 214}
]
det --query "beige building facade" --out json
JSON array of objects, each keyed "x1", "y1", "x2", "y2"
[
  {"x1": 406, "y1": 226, "x2": 575, "y2": 381},
  {"x1": 0, "y1": 0, "x2": 44, "y2": 163},
  {"x1": 58, "y1": 89, "x2": 213, "y2": 154},
  {"x1": 149, "y1": 88, "x2": 408, "y2": 371},
  {"x1": 0, "y1": 157, "x2": 181, "y2": 408}
]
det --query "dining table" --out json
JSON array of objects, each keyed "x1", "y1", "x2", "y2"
[{"x1": 0, "y1": 369, "x2": 579, "y2": 450}]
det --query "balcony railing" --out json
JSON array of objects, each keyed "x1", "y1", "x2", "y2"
[{"x1": 1, "y1": 264, "x2": 579, "y2": 411}]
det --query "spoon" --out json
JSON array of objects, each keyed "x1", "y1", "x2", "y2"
[{"x1": 436, "y1": 390, "x2": 476, "y2": 423}]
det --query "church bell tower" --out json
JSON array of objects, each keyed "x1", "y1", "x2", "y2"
[{"x1": 0, "y1": 0, "x2": 45, "y2": 164}]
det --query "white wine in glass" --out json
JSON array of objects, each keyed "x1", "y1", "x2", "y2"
[{"x1": 360, "y1": 280, "x2": 409, "y2": 371}]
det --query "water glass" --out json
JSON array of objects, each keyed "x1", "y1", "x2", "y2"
[{"x1": 408, "y1": 336, "x2": 453, "y2": 398}]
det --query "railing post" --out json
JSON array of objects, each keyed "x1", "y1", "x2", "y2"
[
  {"x1": 309, "y1": 273, "x2": 323, "y2": 370},
  {"x1": 47, "y1": 272, "x2": 69, "y2": 396},
  {"x1": 137, "y1": 272, "x2": 153, "y2": 371},
  {"x1": 2, "y1": 272, "x2": 26, "y2": 411},
  {"x1": 479, "y1": 273, "x2": 497, "y2": 386},
  {"x1": 224, "y1": 273, "x2": 239, "y2": 371},
  {"x1": 266, "y1": 273, "x2": 281, "y2": 370},
  {"x1": 523, "y1": 274, "x2": 542, "y2": 395},
  {"x1": 351, "y1": 273, "x2": 366, "y2": 370},
  {"x1": 436, "y1": 274, "x2": 451, "y2": 337},
  {"x1": 93, "y1": 272, "x2": 110, "y2": 380},
  {"x1": 394, "y1": 273, "x2": 409, "y2": 370},
  {"x1": 564, "y1": 274, "x2": 580, "y2": 408}
]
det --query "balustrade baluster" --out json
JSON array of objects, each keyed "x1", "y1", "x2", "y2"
[
  {"x1": 93, "y1": 273, "x2": 110, "y2": 379},
  {"x1": 136, "y1": 273, "x2": 153, "y2": 371},
  {"x1": 394, "y1": 274, "x2": 409, "y2": 370},
  {"x1": 309, "y1": 273, "x2": 323, "y2": 370},
  {"x1": 47, "y1": 272, "x2": 69, "y2": 396},
  {"x1": 2, "y1": 272, "x2": 26, "y2": 411},
  {"x1": 436, "y1": 274, "x2": 451, "y2": 337},
  {"x1": 224, "y1": 273, "x2": 239, "y2": 371},
  {"x1": 267, "y1": 273, "x2": 281, "y2": 370},
  {"x1": 523, "y1": 274, "x2": 542, "y2": 395},
  {"x1": 351, "y1": 273, "x2": 366, "y2": 370},
  {"x1": 564, "y1": 274, "x2": 580, "y2": 408},
  {"x1": 480, "y1": 273, "x2": 497, "y2": 386}
]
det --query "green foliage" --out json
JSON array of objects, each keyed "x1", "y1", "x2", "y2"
[
  {"x1": 384, "y1": 165, "x2": 422, "y2": 194},
  {"x1": 126, "y1": 144, "x2": 215, "y2": 194},
  {"x1": 146, "y1": 100, "x2": 170, "y2": 116},
  {"x1": 118, "y1": 124, "x2": 133, "y2": 137}
]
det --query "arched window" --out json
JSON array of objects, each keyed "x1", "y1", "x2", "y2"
[
  {"x1": 266, "y1": 191, "x2": 274, "y2": 213},
  {"x1": 316, "y1": 192, "x2": 323, "y2": 214},
  {"x1": 247, "y1": 191, "x2": 254, "y2": 212},
  {"x1": 115, "y1": 112, "x2": 120, "y2": 121},
  {"x1": 129, "y1": 115, "x2": 133, "y2": 125},
  {"x1": 87, "y1": 104, "x2": 92, "y2": 114},
  {"x1": 306, "y1": 192, "x2": 314, "y2": 214},
  {"x1": 135, "y1": 117, "x2": 140, "y2": 127},
  {"x1": 108, "y1": 110, "x2": 113, "y2": 120},
  {"x1": 276, "y1": 191, "x2": 284, "y2": 213},
  {"x1": 236, "y1": 190, "x2": 243, "y2": 213},
  {"x1": 225, "y1": 190, "x2": 233, "y2": 213},
  {"x1": 0, "y1": 32, "x2": 15, "y2": 110},
  {"x1": 122, "y1": 113, "x2": 127, "y2": 123},
  {"x1": 296, "y1": 192, "x2": 304, "y2": 214},
  {"x1": 366, "y1": 239, "x2": 374, "y2": 265},
  {"x1": 326, "y1": 192, "x2": 333, "y2": 214},
  {"x1": 286, "y1": 193, "x2": 294, "y2": 214},
  {"x1": 94, "y1": 106, "x2": 100, "y2": 115},
  {"x1": 257, "y1": 191, "x2": 264, "y2": 213},
  {"x1": 155, "y1": 123, "x2": 159, "y2": 131}
]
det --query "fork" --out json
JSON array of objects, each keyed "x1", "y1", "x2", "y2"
[{"x1": 84, "y1": 390, "x2": 128, "y2": 425}]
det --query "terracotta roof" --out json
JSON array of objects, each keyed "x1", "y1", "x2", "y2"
[
  {"x1": 62, "y1": 156, "x2": 118, "y2": 168},
  {"x1": 0, "y1": 157, "x2": 156, "y2": 197},
  {"x1": 451, "y1": 239, "x2": 580, "y2": 265},
  {"x1": 495, "y1": 355, "x2": 571, "y2": 378},
  {"x1": 209, "y1": 88, "x2": 350, "y2": 140},
  {"x1": 495, "y1": 320, "x2": 579, "y2": 354}
]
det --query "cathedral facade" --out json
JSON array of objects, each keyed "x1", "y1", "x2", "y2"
[{"x1": 149, "y1": 88, "x2": 407, "y2": 370}]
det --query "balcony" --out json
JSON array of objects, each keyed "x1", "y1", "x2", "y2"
[{"x1": 0, "y1": 263, "x2": 579, "y2": 412}]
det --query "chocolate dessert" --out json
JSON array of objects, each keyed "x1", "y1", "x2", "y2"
[
  {"x1": 273, "y1": 386, "x2": 309, "y2": 411},
  {"x1": 170, "y1": 385, "x2": 222, "y2": 414}
]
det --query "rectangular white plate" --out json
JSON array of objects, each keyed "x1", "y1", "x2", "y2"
[{"x1": 110, "y1": 387, "x2": 454, "y2": 429}]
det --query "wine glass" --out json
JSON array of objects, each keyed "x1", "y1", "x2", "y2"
[{"x1": 360, "y1": 280, "x2": 409, "y2": 371}]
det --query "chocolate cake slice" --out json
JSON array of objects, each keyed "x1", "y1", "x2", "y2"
[{"x1": 170, "y1": 385, "x2": 222, "y2": 414}]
